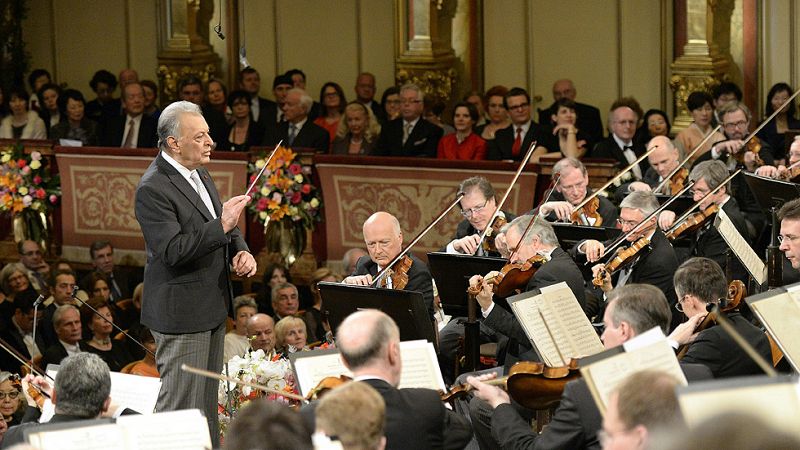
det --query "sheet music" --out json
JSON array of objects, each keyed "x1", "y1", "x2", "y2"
[
  {"x1": 117, "y1": 409, "x2": 211, "y2": 450},
  {"x1": 715, "y1": 209, "x2": 766, "y2": 284},
  {"x1": 539, "y1": 283, "x2": 604, "y2": 358},
  {"x1": 27, "y1": 423, "x2": 125, "y2": 450},
  {"x1": 398, "y1": 340, "x2": 446, "y2": 391},
  {"x1": 748, "y1": 290, "x2": 800, "y2": 370},
  {"x1": 292, "y1": 351, "x2": 353, "y2": 397},
  {"x1": 509, "y1": 294, "x2": 561, "y2": 366},
  {"x1": 580, "y1": 329, "x2": 686, "y2": 415}
]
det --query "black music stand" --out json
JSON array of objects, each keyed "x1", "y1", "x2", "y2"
[
  {"x1": 655, "y1": 194, "x2": 694, "y2": 214},
  {"x1": 551, "y1": 223, "x2": 621, "y2": 249},
  {"x1": 318, "y1": 283, "x2": 436, "y2": 345},
  {"x1": 427, "y1": 252, "x2": 507, "y2": 316}
]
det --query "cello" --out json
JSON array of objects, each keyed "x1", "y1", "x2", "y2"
[{"x1": 677, "y1": 280, "x2": 745, "y2": 359}]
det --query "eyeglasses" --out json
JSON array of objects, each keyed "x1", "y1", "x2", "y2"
[
  {"x1": 461, "y1": 199, "x2": 489, "y2": 218},
  {"x1": 778, "y1": 235, "x2": 800, "y2": 244},
  {"x1": 616, "y1": 218, "x2": 639, "y2": 228},
  {"x1": 674, "y1": 295, "x2": 691, "y2": 313},
  {"x1": 689, "y1": 189, "x2": 711, "y2": 197},
  {"x1": 21, "y1": 250, "x2": 42, "y2": 257},
  {"x1": 723, "y1": 120, "x2": 748, "y2": 130},
  {"x1": 401, "y1": 99, "x2": 421, "y2": 105},
  {"x1": 0, "y1": 390, "x2": 19, "y2": 400},
  {"x1": 507, "y1": 103, "x2": 529, "y2": 111}
]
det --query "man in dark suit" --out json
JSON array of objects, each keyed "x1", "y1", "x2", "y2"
[
  {"x1": 614, "y1": 136, "x2": 682, "y2": 202},
  {"x1": 343, "y1": 212, "x2": 435, "y2": 318},
  {"x1": 778, "y1": 198, "x2": 800, "y2": 273},
  {"x1": 374, "y1": 83, "x2": 443, "y2": 157},
  {"x1": 444, "y1": 176, "x2": 515, "y2": 257},
  {"x1": 177, "y1": 76, "x2": 228, "y2": 147},
  {"x1": 38, "y1": 270, "x2": 78, "y2": 349},
  {"x1": 134, "y1": 100, "x2": 256, "y2": 446},
  {"x1": 40, "y1": 305, "x2": 88, "y2": 369},
  {"x1": 487, "y1": 87, "x2": 551, "y2": 161},
  {"x1": 3, "y1": 353, "x2": 132, "y2": 448},
  {"x1": 592, "y1": 101, "x2": 649, "y2": 180},
  {"x1": 578, "y1": 191, "x2": 680, "y2": 328},
  {"x1": 79, "y1": 240, "x2": 139, "y2": 302},
  {"x1": 0, "y1": 292, "x2": 46, "y2": 373},
  {"x1": 467, "y1": 284, "x2": 712, "y2": 450},
  {"x1": 538, "y1": 79, "x2": 604, "y2": 148},
  {"x1": 669, "y1": 257, "x2": 772, "y2": 378},
  {"x1": 537, "y1": 157, "x2": 619, "y2": 226},
  {"x1": 285, "y1": 68, "x2": 321, "y2": 121},
  {"x1": 303, "y1": 309, "x2": 471, "y2": 450},
  {"x1": 239, "y1": 67, "x2": 275, "y2": 126},
  {"x1": 354, "y1": 72, "x2": 384, "y2": 123},
  {"x1": 99, "y1": 82, "x2": 157, "y2": 148},
  {"x1": 268, "y1": 88, "x2": 328, "y2": 153}
]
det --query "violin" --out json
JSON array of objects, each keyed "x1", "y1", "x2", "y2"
[
  {"x1": 304, "y1": 375, "x2": 352, "y2": 402},
  {"x1": 378, "y1": 255, "x2": 412, "y2": 290},
  {"x1": 441, "y1": 359, "x2": 581, "y2": 411},
  {"x1": 665, "y1": 204, "x2": 719, "y2": 241},
  {"x1": 592, "y1": 236, "x2": 651, "y2": 287},
  {"x1": 481, "y1": 214, "x2": 508, "y2": 254},
  {"x1": 668, "y1": 167, "x2": 689, "y2": 195},
  {"x1": 677, "y1": 280, "x2": 745, "y2": 359},
  {"x1": 570, "y1": 196, "x2": 602, "y2": 226},
  {"x1": 778, "y1": 160, "x2": 800, "y2": 182},
  {"x1": 732, "y1": 137, "x2": 765, "y2": 168},
  {"x1": 470, "y1": 255, "x2": 548, "y2": 299}
]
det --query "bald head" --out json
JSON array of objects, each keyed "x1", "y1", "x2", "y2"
[
  {"x1": 247, "y1": 313, "x2": 276, "y2": 354},
  {"x1": 647, "y1": 135, "x2": 680, "y2": 179},
  {"x1": 337, "y1": 310, "x2": 401, "y2": 385},
  {"x1": 118, "y1": 69, "x2": 139, "y2": 87},
  {"x1": 552, "y1": 79, "x2": 576, "y2": 102},
  {"x1": 362, "y1": 212, "x2": 403, "y2": 268}
]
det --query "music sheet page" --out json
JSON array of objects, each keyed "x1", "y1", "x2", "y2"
[
  {"x1": 715, "y1": 210, "x2": 766, "y2": 284},
  {"x1": 749, "y1": 291, "x2": 800, "y2": 370},
  {"x1": 509, "y1": 294, "x2": 561, "y2": 366},
  {"x1": 117, "y1": 409, "x2": 211, "y2": 450},
  {"x1": 44, "y1": 368, "x2": 161, "y2": 418},
  {"x1": 292, "y1": 352, "x2": 352, "y2": 397},
  {"x1": 540, "y1": 283, "x2": 604, "y2": 359},
  {"x1": 398, "y1": 340, "x2": 446, "y2": 391},
  {"x1": 27, "y1": 424, "x2": 125, "y2": 450}
]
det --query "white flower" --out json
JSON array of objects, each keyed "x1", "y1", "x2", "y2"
[
  {"x1": 31, "y1": 151, "x2": 42, "y2": 161},
  {"x1": 22, "y1": 195, "x2": 32, "y2": 207},
  {"x1": 310, "y1": 198, "x2": 320, "y2": 208},
  {"x1": 255, "y1": 159, "x2": 266, "y2": 168}
]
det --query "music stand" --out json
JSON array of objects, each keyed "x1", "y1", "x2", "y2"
[
  {"x1": 655, "y1": 194, "x2": 694, "y2": 214},
  {"x1": 551, "y1": 223, "x2": 621, "y2": 249},
  {"x1": 427, "y1": 252, "x2": 507, "y2": 316},
  {"x1": 744, "y1": 173, "x2": 800, "y2": 212},
  {"x1": 318, "y1": 283, "x2": 436, "y2": 345}
]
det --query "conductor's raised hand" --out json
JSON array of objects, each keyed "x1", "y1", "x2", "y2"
[
  {"x1": 221, "y1": 195, "x2": 251, "y2": 233},
  {"x1": 232, "y1": 251, "x2": 257, "y2": 277}
]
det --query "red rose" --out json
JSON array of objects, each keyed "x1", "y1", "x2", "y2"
[
  {"x1": 291, "y1": 192, "x2": 302, "y2": 204},
  {"x1": 257, "y1": 198, "x2": 269, "y2": 211},
  {"x1": 36, "y1": 188, "x2": 46, "y2": 199},
  {"x1": 33, "y1": 175, "x2": 42, "y2": 185},
  {"x1": 301, "y1": 184, "x2": 311, "y2": 194},
  {"x1": 17, "y1": 159, "x2": 26, "y2": 168},
  {"x1": 288, "y1": 164, "x2": 302, "y2": 175}
]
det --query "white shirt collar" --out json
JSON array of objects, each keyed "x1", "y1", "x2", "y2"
[
  {"x1": 290, "y1": 117, "x2": 308, "y2": 130},
  {"x1": 404, "y1": 117, "x2": 420, "y2": 129},
  {"x1": 613, "y1": 134, "x2": 633, "y2": 149},
  {"x1": 513, "y1": 121, "x2": 531, "y2": 136}
]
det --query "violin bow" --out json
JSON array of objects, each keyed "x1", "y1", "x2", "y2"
[
  {"x1": 506, "y1": 173, "x2": 561, "y2": 263},
  {"x1": 665, "y1": 169, "x2": 742, "y2": 237},
  {"x1": 181, "y1": 363, "x2": 308, "y2": 403},
  {"x1": 474, "y1": 140, "x2": 538, "y2": 254},
  {"x1": 739, "y1": 88, "x2": 800, "y2": 150},
  {"x1": 571, "y1": 144, "x2": 659, "y2": 214},
  {"x1": 593, "y1": 181, "x2": 695, "y2": 265},
  {"x1": 371, "y1": 191, "x2": 466, "y2": 288},
  {"x1": 654, "y1": 125, "x2": 722, "y2": 194},
  {"x1": 0, "y1": 336, "x2": 54, "y2": 401}
]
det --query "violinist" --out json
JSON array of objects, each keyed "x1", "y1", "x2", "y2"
[
  {"x1": 537, "y1": 157, "x2": 619, "y2": 225},
  {"x1": 756, "y1": 137, "x2": 800, "y2": 182},
  {"x1": 616, "y1": 136, "x2": 683, "y2": 199},
  {"x1": 0, "y1": 294, "x2": 45, "y2": 373},
  {"x1": 667, "y1": 258, "x2": 771, "y2": 378},
  {"x1": 659, "y1": 160, "x2": 750, "y2": 280},
  {"x1": 577, "y1": 191, "x2": 679, "y2": 327},
  {"x1": 342, "y1": 212, "x2": 435, "y2": 317},
  {"x1": 465, "y1": 284, "x2": 712, "y2": 450},
  {"x1": 445, "y1": 176, "x2": 515, "y2": 256},
  {"x1": 778, "y1": 199, "x2": 800, "y2": 283}
]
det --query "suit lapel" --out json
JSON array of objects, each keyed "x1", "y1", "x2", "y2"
[
  {"x1": 521, "y1": 121, "x2": 537, "y2": 152},
  {"x1": 198, "y1": 167, "x2": 222, "y2": 216},
  {"x1": 157, "y1": 154, "x2": 216, "y2": 221}
]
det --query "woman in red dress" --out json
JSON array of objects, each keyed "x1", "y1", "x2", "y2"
[{"x1": 437, "y1": 102, "x2": 486, "y2": 160}]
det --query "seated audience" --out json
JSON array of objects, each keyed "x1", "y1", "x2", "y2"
[
  {"x1": 85, "y1": 69, "x2": 120, "y2": 123},
  {"x1": 86, "y1": 271, "x2": 112, "y2": 303},
  {"x1": 49, "y1": 89, "x2": 98, "y2": 145},
  {"x1": 220, "y1": 90, "x2": 265, "y2": 151},
  {"x1": 379, "y1": 86, "x2": 401, "y2": 124},
  {"x1": 354, "y1": 72, "x2": 384, "y2": 123},
  {"x1": 315, "y1": 381, "x2": 386, "y2": 450},
  {"x1": 478, "y1": 85, "x2": 511, "y2": 141},
  {"x1": 246, "y1": 313, "x2": 276, "y2": 356},
  {"x1": 268, "y1": 88, "x2": 329, "y2": 153},
  {"x1": 26, "y1": 69, "x2": 52, "y2": 112},
  {"x1": 0, "y1": 292, "x2": 45, "y2": 374},
  {"x1": 140, "y1": 79, "x2": 161, "y2": 121},
  {"x1": 436, "y1": 101, "x2": 486, "y2": 160},
  {"x1": 99, "y1": 81, "x2": 157, "y2": 148},
  {"x1": 0, "y1": 264, "x2": 37, "y2": 305},
  {"x1": 223, "y1": 400, "x2": 312, "y2": 450},
  {"x1": 331, "y1": 101, "x2": 381, "y2": 155},
  {"x1": 374, "y1": 83, "x2": 443, "y2": 157},
  {"x1": 538, "y1": 79, "x2": 604, "y2": 147},
  {"x1": 224, "y1": 296, "x2": 258, "y2": 362},
  {"x1": 635, "y1": 108, "x2": 671, "y2": 149},
  {"x1": 313, "y1": 82, "x2": 347, "y2": 146},
  {"x1": 424, "y1": 98, "x2": 455, "y2": 135},
  {"x1": 177, "y1": 75, "x2": 227, "y2": 145},
  {"x1": 80, "y1": 297, "x2": 133, "y2": 372},
  {"x1": 40, "y1": 305, "x2": 88, "y2": 368},
  {"x1": 307, "y1": 267, "x2": 340, "y2": 342},
  {"x1": 257, "y1": 262, "x2": 291, "y2": 315},
  {"x1": 274, "y1": 316, "x2": 308, "y2": 354},
  {"x1": 0, "y1": 87, "x2": 47, "y2": 139},
  {"x1": 547, "y1": 98, "x2": 590, "y2": 158},
  {"x1": 712, "y1": 81, "x2": 743, "y2": 124},
  {"x1": 757, "y1": 82, "x2": 800, "y2": 162},
  {"x1": 206, "y1": 78, "x2": 230, "y2": 123},
  {"x1": 36, "y1": 83, "x2": 61, "y2": 135},
  {"x1": 17, "y1": 240, "x2": 49, "y2": 292},
  {"x1": 285, "y1": 68, "x2": 321, "y2": 119},
  {"x1": 126, "y1": 326, "x2": 159, "y2": 377},
  {"x1": 593, "y1": 99, "x2": 649, "y2": 180},
  {"x1": 0, "y1": 373, "x2": 23, "y2": 427},
  {"x1": 674, "y1": 91, "x2": 725, "y2": 164},
  {"x1": 487, "y1": 87, "x2": 550, "y2": 161},
  {"x1": 464, "y1": 90, "x2": 488, "y2": 127}
]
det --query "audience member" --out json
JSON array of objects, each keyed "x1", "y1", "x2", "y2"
[
  {"x1": 220, "y1": 89, "x2": 265, "y2": 151},
  {"x1": 239, "y1": 67, "x2": 274, "y2": 126},
  {"x1": 274, "y1": 316, "x2": 308, "y2": 353},
  {"x1": 0, "y1": 88, "x2": 46, "y2": 139},
  {"x1": 341, "y1": 248, "x2": 368, "y2": 275},
  {"x1": 547, "y1": 98, "x2": 590, "y2": 158},
  {"x1": 437, "y1": 101, "x2": 486, "y2": 160},
  {"x1": 374, "y1": 83, "x2": 443, "y2": 157},
  {"x1": 246, "y1": 313, "x2": 276, "y2": 355},
  {"x1": 711, "y1": 81, "x2": 742, "y2": 125},
  {"x1": 257, "y1": 262, "x2": 291, "y2": 314},
  {"x1": 117, "y1": 68, "x2": 139, "y2": 88},
  {"x1": 0, "y1": 373, "x2": 23, "y2": 427},
  {"x1": 127, "y1": 326, "x2": 159, "y2": 377},
  {"x1": 86, "y1": 271, "x2": 112, "y2": 302},
  {"x1": 39, "y1": 269, "x2": 78, "y2": 349},
  {"x1": 140, "y1": 79, "x2": 161, "y2": 121},
  {"x1": 487, "y1": 87, "x2": 550, "y2": 161},
  {"x1": 206, "y1": 78, "x2": 230, "y2": 122},
  {"x1": 79, "y1": 297, "x2": 133, "y2": 372},
  {"x1": 355, "y1": 72, "x2": 384, "y2": 123},
  {"x1": 224, "y1": 296, "x2": 257, "y2": 362},
  {"x1": 224, "y1": 400, "x2": 312, "y2": 450},
  {"x1": 26, "y1": 69, "x2": 52, "y2": 112},
  {"x1": 539, "y1": 79, "x2": 604, "y2": 147},
  {"x1": 635, "y1": 108, "x2": 671, "y2": 149},
  {"x1": 331, "y1": 101, "x2": 381, "y2": 155},
  {"x1": 313, "y1": 81, "x2": 347, "y2": 146},
  {"x1": 17, "y1": 240, "x2": 49, "y2": 292},
  {"x1": 271, "y1": 74, "x2": 294, "y2": 124},
  {"x1": 81, "y1": 240, "x2": 136, "y2": 302},
  {"x1": 379, "y1": 86, "x2": 401, "y2": 124},
  {"x1": 50, "y1": 89, "x2": 98, "y2": 145},
  {"x1": 0, "y1": 264, "x2": 37, "y2": 305},
  {"x1": 100, "y1": 82, "x2": 157, "y2": 148},
  {"x1": 0, "y1": 292, "x2": 44, "y2": 374},
  {"x1": 593, "y1": 100, "x2": 649, "y2": 180},
  {"x1": 315, "y1": 381, "x2": 386, "y2": 450},
  {"x1": 674, "y1": 91, "x2": 725, "y2": 164},
  {"x1": 464, "y1": 90, "x2": 488, "y2": 127},
  {"x1": 40, "y1": 305, "x2": 87, "y2": 368},
  {"x1": 268, "y1": 88, "x2": 329, "y2": 153},
  {"x1": 85, "y1": 69, "x2": 120, "y2": 123},
  {"x1": 177, "y1": 75, "x2": 227, "y2": 145},
  {"x1": 757, "y1": 82, "x2": 800, "y2": 161},
  {"x1": 36, "y1": 83, "x2": 61, "y2": 135},
  {"x1": 423, "y1": 97, "x2": 455, "y2": 135},
  {"x1": 285, "y1": 68, "x2": 321, "y2": 120},
  {"x1": 478, "y1": 85, "x2": 510, "y2": 141}
]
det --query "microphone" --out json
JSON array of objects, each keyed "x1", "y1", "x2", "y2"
[
  {"x1": 214, "y1": 24, "x2": 225, "y2": 40},
  {"x1": 33, "y1": 294, "x2": 45, "y2": 308}
]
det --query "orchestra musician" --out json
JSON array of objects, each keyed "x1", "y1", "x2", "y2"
[
  {"x1": 466, "y1": 284, "x2": 711, "y2": 450},
  {"x1": 667, "y1": 257, "x2": 772, "y2": 378},
  {"x1": 342, "y1": 211, "x2": 435, "y2": 317},
  {"x1": 444, "y1": 176, "x2": 515, "y2": 257},
  {"x1": 537, "y1": 157, "x2": 619, "y2": 226},
  {"x1": 616, "y1": 136, "x2": 683, "y2": 199},
  {"x1": 576, "y1": 191, "x2": 680, "y2": 328},
  {"x1": 778, "y1": 198, "x2": 800, "y2": 275},
  {"x1": 659, "y1": 160, "x2": 749, "y2": 280},
  {"x1": 756, "y1": 136, "x2": 800, "y2": 181}
]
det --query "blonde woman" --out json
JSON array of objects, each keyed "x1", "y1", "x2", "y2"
[{"x1": 331, "y1": 102, "x2": 381, "y2": 155}]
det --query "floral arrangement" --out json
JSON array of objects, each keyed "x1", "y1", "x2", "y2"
[
  {"x1": 247, "y1": 146, "x2": 322, "y2": 229},
  {"x1": 0, "y1": 144, "x2": 60, "y2": 215},
  {"x1": 217, "y1": 349, "x2": 299, "y2": 437}
]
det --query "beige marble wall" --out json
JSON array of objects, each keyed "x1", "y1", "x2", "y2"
[{"x1": 762, "y1": 0, "x2": 800, "y2": 103}]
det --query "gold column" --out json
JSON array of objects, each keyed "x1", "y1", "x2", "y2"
[
  {"x1": 669, "y1": 0, "x2": 734, "y2": 133},
  {"x1": 395, "y1": 0, "x2": 458, "y2": 104},
  {"x1": 156, "y1": 0, "x2": 222, "y2": 103}
]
